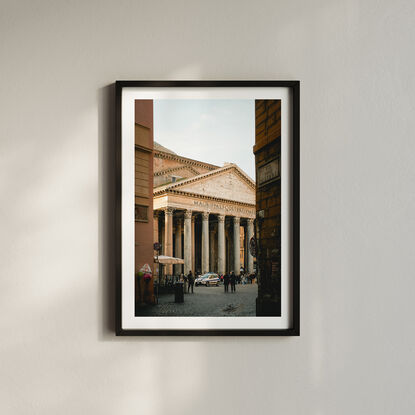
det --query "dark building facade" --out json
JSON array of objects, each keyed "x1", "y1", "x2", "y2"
[{"x1": 254, "y1": 100, "x2": 281, "y2": 316}]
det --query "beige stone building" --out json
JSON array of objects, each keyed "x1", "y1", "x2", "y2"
[{"x1": 153, "y1": 143, "x2": 255, "y2": 277}]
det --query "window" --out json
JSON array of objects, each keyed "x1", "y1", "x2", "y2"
[{"x1": 135, "y1": 204, "x2": 149, "y2": 222}]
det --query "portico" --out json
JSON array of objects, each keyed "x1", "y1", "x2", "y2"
[{"x1": 154, "y1": 207, "x2": 255, "y2": 277}]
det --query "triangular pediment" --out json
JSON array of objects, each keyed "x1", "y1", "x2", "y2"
[{"x1": 167, "y1": 166, "x2": 255, "y2": 204}]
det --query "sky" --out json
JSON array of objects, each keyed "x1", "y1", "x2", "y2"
[{"x1": 154, "y1": 99, "x2": 255, "y2": 180}]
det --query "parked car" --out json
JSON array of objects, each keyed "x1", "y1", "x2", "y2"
[
  {"x1": 195, "y1": 272, "x2": 215, "y2": 286},
  {"x1": 199, "y1": 273, "x2": 220, "y2": 287},
  {"x1": 195, "y1": 272, "x2": 214, "y2": 286},
  {"x1": 195, "y1": 275, "x2": 206, "y2": 286}
]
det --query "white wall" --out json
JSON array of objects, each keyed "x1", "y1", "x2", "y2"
[{"x1": 1, "y1": 1, "x2": 414, "y2": 413}]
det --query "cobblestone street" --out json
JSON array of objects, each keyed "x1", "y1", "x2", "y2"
[{"x1": 138, "y1": 283, "x2": 258, "y2": 317}]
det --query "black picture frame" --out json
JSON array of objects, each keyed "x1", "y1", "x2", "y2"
[{"x1": 115, "y1": 81, "x2": 300, "y2": 336}]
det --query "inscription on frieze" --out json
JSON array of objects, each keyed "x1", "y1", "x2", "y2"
[{"x1": 193, "y1": 200, "x2": 253, "y2": 216}]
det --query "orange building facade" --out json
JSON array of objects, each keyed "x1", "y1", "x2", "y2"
[{"x1": 134, "y1": 100, "x2": 155, "y2": 307}]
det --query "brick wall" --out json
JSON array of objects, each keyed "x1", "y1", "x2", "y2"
[{"x1": 254, "y1": 100, "x2": 281, "y2": 316}]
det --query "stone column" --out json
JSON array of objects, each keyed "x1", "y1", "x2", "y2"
[
  {"x1": 160, "y1": 219, "x2": 165, "y2": 255},
  {"x1": 160, "y1": 216, "x2": 165, "y2": 276},
  {"x1": 191, "y1": 216, "x2": 195, "y2": 273},
  {"x1": 174, "y1": 218, "x2": 182, "y2": 276},
  {"x1": 244, "y1": 225, "x2": 248, "y2": 271},
  {"x1": 209, "y1": 223, "x2": 215, "y2": 271},
  {"x1": 153, "y1": 210, "x2": 159, "y2": 246},
  {"x1": 184, "y1": 210, "x2": 192, "y2": 275},
  {"x1": 164, "y1": 207, "x2": 174, "y2": 275},
  {"x1": 233, "y1": 216, "x2": 241, "y2": 276},
  {"x1": 153, "y1": 211, "x2": 159, "y2": 279},
  {"x1": 246, "y1": 218, "x2": 254, "y2": 274},
  {"x1": 217, "y1": 215, "x2": 225, "y2": 275},
  {"x1": 201, "y1": 212, "x2": 210, "y2": 274}
]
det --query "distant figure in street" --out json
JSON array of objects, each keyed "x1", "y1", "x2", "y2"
[
  {"x1": 180, "y1": 273, "x2": 186, "y2": 294},
  {"x1": 230, "y1": 271, "x2": 236, "y2": 292},
  {"x1": 223, "y1": 273, "x2": 230, "y2": 293},
  {"x1": 239, "y1": 267, "x2": 244, "y2": 283},
  {"x1": 183, "y1": 273, "x2": 188, "y2": 293},
  {"x1": 187, "y1": 271, "x2": 194, "y2": 294}
]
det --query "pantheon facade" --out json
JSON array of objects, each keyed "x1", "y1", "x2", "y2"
[{"x1": 153, "y1": 143, "x2": 255, "y2": 277}]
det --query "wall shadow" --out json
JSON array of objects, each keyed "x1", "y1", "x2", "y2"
[
  {"x1": 97, "y1": 84, "x2": 295, "y2": 344},
  {"x1": 98, "y1": 84, "x2": 117, "y2": 338}
]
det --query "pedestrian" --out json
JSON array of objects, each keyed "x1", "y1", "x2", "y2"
[
  {"x1": 184, "y1": 273, "x2": 188, "y2": 292},
  {"x1": 223, "y1": 273, "x2": 230, "y2": 293},
  {"x1": 183, "y1": 273, "x2": 188, "y2": 293},
  {"x1": 187, "y1": 270, "x2": 194, "y2": 294},
  {"x1": 230, "y1": 271, "x2": 236, "y2": 292}
]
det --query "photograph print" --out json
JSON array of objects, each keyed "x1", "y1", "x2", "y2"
[{"x1": 117, "y1": 82, "x2": 299, "y2": 335}]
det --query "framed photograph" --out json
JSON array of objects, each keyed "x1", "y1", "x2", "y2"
[{"x1": 115, "y1": 81, "x2": 299, "y2": 335}]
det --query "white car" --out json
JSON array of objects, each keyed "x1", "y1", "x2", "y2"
[
  {"x1": 194, "y1": 272, "x2": 215, "y2": 286},
  {"x1": 195, "y1": 275, "x2": 206, "y2": 286},
  {"x1": 199, "y1": 273, "x2": 220, "y2": 287}
]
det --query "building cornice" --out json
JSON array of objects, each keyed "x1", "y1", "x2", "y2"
[
  {"x1": 154, "y1": 149, "x2": 219, "y2": 171},
  {"x1": 154, "y1": 165, "x2": 200, "y2": 177}
]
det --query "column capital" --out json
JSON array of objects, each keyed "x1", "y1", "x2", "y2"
[
  {"x1": 202, "y1": 212, "x2": 210, "y2": 221},
  {"x1": 217, "y1": 214, "x2": 225, "y2": 223},
  {"x1": 164, "y1": 207, "x2": 174, "y2": 216},
  {"x1": 153, "y1": 210, "x2": 159, "y2": 219},
  {"x1": 247, "y1": 218, "x2": 254, "y2": 225},
  {"x1": 233, "y1": 216, "x2": 240, "y2": 225},
  {"x1": 184, "y1": 210, "x2": 192, "y2": 220}
]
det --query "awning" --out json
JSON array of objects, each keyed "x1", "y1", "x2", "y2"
[{"x1": 154, "y1": 255, "x2": 184, "y2": 265}]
